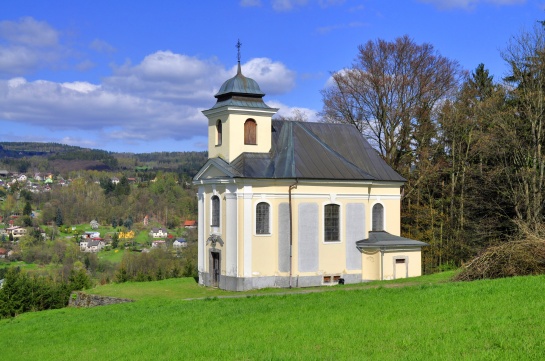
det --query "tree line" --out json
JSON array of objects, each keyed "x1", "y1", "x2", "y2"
[{"x1": 321, "y1": 22, "x2": 545, "y2": 272}]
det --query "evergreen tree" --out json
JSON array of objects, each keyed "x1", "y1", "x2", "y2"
[
  {"x1": 23, "y1": 201, "x2": 32, "y2": 216},
  {"x1": 55, "y1": 208, "x2": 63, "y2": 227}
]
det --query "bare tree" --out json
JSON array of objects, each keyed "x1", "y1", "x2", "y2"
[
  {"x1": 320, "y1": 35, "x2": 462, "y2": 172},
  {"x1": 498, "y1": 21, "x2": 545, "y2": 234}
]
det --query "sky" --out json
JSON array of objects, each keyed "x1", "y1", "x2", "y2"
[{"x1": 0, "y1": 0, "x2": 543, "y2": 153}]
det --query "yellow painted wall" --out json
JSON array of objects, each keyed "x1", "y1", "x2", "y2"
[
  {"x1": 199, "y1": 178, "x2": 417, "y2": 281},
  {"x1": 205, "y1": 109, "x2": 274, "y2": 162},
  {"x1": 361, "y1": 251, "x2": 381, "y2": 280},
  {"x1": 382, "y1": 250, "x2": 422, "y2": 280}
]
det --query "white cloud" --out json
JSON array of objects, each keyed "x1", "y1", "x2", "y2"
[
  {"x1": 238, "y1": 57, "x2": 296, "y2": 95},
  {"x1": 90, "y1": 39, "x2": 116, "y2": 53},
  {"x1": 0, "y1": 52, "x2": 299, "y2": 150},
  {"x1": 272, "y1": 0, "x2": 308, "y2": 11},
  {"x1": 269, "y1": 100, "x2": 319, "y2": 122},
  {"x1": 0, "y1": 17, "x2": 59, "y2": 47},
  {"x1": 418, "y1": 0, "x2": 525, "y2": 10},
  {"x1": 104, "y1": 51, "x2": 227, "y2": 105},
  {"x1": 0, "y1": 17, "x2": 63, "y2": 76}
]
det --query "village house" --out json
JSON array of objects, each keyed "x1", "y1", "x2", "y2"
[
  {"x1": 6, "y1": 226, "x2": 27, "y2": 239},
  {"x1": 82, "y1": 231, "x2": 101, "y2": 239},
  {"x1": 183, "y1": 220, "x2": 197, "y2": 229},
  {"x1": 79, "y1": 239, "x2": 105, "y2": 253},
  {"x1": 149, "y1": 227, "x2": 168, "y2": 238},
  {"x1": 193, "y1": 58, "x2": 427, "y2": 291},
  {"x1": 173, "y1": 238, "x2": 188, "y2": 248}
]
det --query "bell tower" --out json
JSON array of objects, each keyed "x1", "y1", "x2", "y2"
[{"x1": 202, "y1": 41, "x2": 278, "y2": 163}]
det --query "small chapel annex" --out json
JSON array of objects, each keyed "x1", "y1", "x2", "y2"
[{"x1": 193, "y1": 59, "x2": 427, "y2": 291}]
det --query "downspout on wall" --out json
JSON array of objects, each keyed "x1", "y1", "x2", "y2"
[
  {"x1": 288, "y1": 180, "x2": 298, "y2": 288},
  {"x1": 380, "y1": 247, "x2": 385, "y2": 281}
]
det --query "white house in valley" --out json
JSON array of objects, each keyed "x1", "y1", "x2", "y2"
[{"x1": 193, "y1": 60, "x2": 427, "y2": 291}]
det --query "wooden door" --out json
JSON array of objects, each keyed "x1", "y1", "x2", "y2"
[{"x1": 211, "y1": 252, "x2": 220, "y2": 287}]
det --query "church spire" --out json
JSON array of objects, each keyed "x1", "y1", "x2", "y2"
[{"x1": 236, "y1": 39, "x2": 242, "y2": 74}]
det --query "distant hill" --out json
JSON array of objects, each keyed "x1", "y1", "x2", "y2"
[{"x1": 0, "y1": 142, "x2": 207, "y2": 177}]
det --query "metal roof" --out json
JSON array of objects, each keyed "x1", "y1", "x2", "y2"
[
  {"x1": 356, "y1": 231, "x2": 428, "y2": 248},
  {"x1": 211, "y1": 63, "x2": 271, "y2": 110},
  {"x1": 229, "y1": 120, "x2": 406, "y2": 182}
]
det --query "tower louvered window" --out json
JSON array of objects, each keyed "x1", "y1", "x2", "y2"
[{"x1": 244, "y1": 119, "x2": 257, "y2": 145}]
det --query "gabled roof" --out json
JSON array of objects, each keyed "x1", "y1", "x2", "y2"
[
  {"x1": 356, "y1": 231, "x2": 428, "y2": 249},
  {"x1": 227, "y1": 120, "x2": 405, "y2": 182}
]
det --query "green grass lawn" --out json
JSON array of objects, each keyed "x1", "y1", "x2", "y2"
[
  {"x1": 97, "y1": 248, "x2": 125, "y2": 263},
  {"x1": 2, "y1": 272, "x2": 545, "y2": 360},
  {"x1": 86, "y1": 271, "x2": 456, "y2": 301}
]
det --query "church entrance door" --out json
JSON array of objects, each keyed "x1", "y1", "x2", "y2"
[{"x1": 211, "y1": 251, "x2": 220, "y2": 287}]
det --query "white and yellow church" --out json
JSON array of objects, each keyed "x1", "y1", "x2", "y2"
[{"x1": 193, "y1": 61, "x2": 427, "y2": 291}]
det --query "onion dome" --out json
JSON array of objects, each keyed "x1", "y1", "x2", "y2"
[{"x1": 211, "y1": 63, "x2": 271, "y2": 109}]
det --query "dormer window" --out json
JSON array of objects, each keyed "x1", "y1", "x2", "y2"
[
  {"x1": 216, "y1": 120, "x2": 222, "y2": 146},
  {"x1": 244, "y1": 119, "x2": 257, "y2": 145}
]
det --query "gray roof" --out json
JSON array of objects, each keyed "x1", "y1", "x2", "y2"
[
  {"x1": 229, "y1": 120, "x2": 405, "y2": 182},
  {"x1": 356, "y1": 231, "x2": 428, "y2": 249},
  {"x1": 211, "y1": 63, "x2": 271, "y2": 110}
]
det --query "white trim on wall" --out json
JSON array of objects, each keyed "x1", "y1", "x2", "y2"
[{"x1": 243, "y1": 185, "x2": 253, "y2": 277}]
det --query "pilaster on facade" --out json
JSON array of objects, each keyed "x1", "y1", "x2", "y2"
[
  {"x1": 225, "y1": 185, "x2": 238, "y2": 277},
  {"x1": 243, "y1": 185, "x2": 253, "y2": 278},
  {"x1": 197, "y1": 186, "x2": 205, "y2": 279}
]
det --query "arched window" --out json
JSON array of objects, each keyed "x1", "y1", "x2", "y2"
[
  {"x1": 244, "y1": 119, "x2": 257, "y2": 145},
  {"x1": 372, "y1": 203, "x2": 384, "y2": 231},
  {"x1": 211, "y1": 195, "x2": 220, "y2": 227},
  {"x1": 216, "y1": 120, "x2": 222, "y2": 146},
  {"x1": 324, "y1": 204, "x2": 340, "y2": 242},
  {"x1": 256, "y1": 202, "x2": 270, "y2": 234}
]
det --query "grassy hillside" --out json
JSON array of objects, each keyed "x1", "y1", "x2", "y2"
[{"x1": 1, "y1": 274, "x2": 544, "y2": 360}]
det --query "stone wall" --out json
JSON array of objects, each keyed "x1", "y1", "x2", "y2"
[{"x1": 69, "y1": 292, "x2": 134, "y2": 308}]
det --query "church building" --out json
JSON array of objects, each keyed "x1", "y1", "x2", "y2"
[{"x1": 193, "y1": 59, "x2": 427, "y2": 291}]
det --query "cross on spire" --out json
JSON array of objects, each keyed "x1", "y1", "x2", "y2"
[{"x1": 236, "y1": 39, "x2": 242, "y2": 63}]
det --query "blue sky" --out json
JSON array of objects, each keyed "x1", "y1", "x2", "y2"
[{"x1": 0, "y1": 0, "x2": 543, "y2": 153}]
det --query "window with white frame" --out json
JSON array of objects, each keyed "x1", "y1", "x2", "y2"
[
  {"x1": 324, "y1": 204, "x2": 340, "y2": 242},
  {"x1": 372, "y1": 203, "x2": 384, "y2": 231},
  {"x1": 255, "y1": 202, "x2": 270, "y2": 234},
  {"x1": 211, "y1": 195, "x2": 220, "y2": 227}
]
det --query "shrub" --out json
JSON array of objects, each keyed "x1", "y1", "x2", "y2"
[
  {"x1": 454, "y1": 239, "x2": 545, "y2": 281},
  {"x1": 0, "y1": 267, "x2": 93, "y2": 319}
]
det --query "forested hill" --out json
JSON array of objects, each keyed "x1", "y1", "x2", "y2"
[{"x1": 0, "y1": 142, "x2": 207, "y2": 177}]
